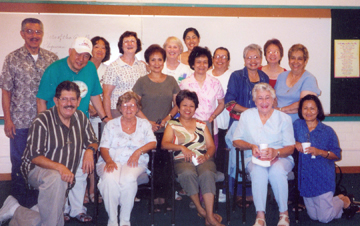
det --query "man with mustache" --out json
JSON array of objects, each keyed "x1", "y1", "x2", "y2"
[
  {"x1": 0, "y1": 18, "x2": 58, "y2": 209},
  {"x1": 0, "y1": 81, "x2": 98, "y2": 226},
  {"x1": 35, "y1": 36, "x2": 109, "y2": 222}
]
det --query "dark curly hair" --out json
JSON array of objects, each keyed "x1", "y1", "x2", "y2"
[{"x1": 188, "y1": 46, "x2": 212, "y2": 70}]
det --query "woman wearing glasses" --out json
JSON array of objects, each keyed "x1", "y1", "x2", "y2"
[
  {"x1": 259, "y1": 39, "x2": 286, "y2": 88},
  {"x1": 97, "y1": 91, "x2": 157, "y2": 226},
  {"x1": 224, "y1": 44, "x2": 269, "y2": 208},
  {"x1": 103, "y1": 31, "x2": 147, "y2": 120}
]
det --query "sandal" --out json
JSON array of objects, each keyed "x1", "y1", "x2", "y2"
[
  {"x1": 342, "y1": 194, "x2": 359, "y2": 219},
  {"x1": 292, "y1": 204, "x2": 306, "y2": 212},
  {"x1": 277, "y1": 214, "x2": 289, "y2": 226},
  {"x1": 213, "y1": 214, "x2": 222, "y2": 223},
  {"x1": 253, "y1": 218, "x2": 266, "y2": 226},
  {"x1": 74, "y1": 213, "x2": 92, "y2": 223},
  {"x1": 89, "y1": 193, "x2": 103, "y2": 203},
  {"x1": 64, "y1": 213, "x2": 70, "y2": 222},
  {"x1": 154, "y1": 204, "x2": 161, "y2": 213},
  {"x1": 236, "y1": 199, "x2": 252, "y2": 208}
]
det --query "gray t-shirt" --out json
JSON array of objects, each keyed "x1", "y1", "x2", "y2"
[{"x1": 133, "y1": 75, "x2": 180, "y2": 133}]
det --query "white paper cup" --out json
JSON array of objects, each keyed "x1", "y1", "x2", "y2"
[
  {"x1": 259, "y1": 144, "x2": 268, "y2": 158},
  {"x1": 301, "y1": 142, "x2": 311, "y2": 154},
  {"x1": 192, "y1": 156, "x2": 199, "y2": 166},
  {"x1": 259, "y1": 143, "x2": 268, "y2": 150}
]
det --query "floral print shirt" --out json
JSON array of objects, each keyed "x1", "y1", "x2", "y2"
[
  {"x1": 179, "y1": 73, "x2": 224, "y2": 121},
  {"x1": 0, "y1": 46, "x2": 58, "y2": 129},
  {"x1": 98, "y1": 116, "x2": 156, "y2": 168},
  {"x1": 102, "y1": 57, "x2": 146, "y2": 109}
]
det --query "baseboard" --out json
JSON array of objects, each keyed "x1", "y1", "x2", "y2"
[
  {"x1": 336, "y1": 166, "x2": 360, "y2": 174},
  {"x1": 0, "y1": 173, "x2": 11, "y2": 181}
]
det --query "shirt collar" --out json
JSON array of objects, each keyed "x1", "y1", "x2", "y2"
[
  {"x1": 118, "y1": 56, "x2": 140, "y2": 67},
  {"x1": 20, "y1": 45, "x2": 43, "y2": 58}
]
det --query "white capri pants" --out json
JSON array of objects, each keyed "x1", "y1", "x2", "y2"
[
  {"x1": 247, "y1": 157, "x2": 294, "y2": 213},
  {"x1": 97, "y1": 162, "x2": 145, "y2": 226}
]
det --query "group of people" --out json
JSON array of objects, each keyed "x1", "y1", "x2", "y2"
[{"x1": 0, "y1": 17, "x2": 357, "y2": 226}]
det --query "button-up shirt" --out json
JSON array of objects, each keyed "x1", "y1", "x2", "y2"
[
  {"x1": 21, "y1": 106, "x2": 98, "y2": 185},
  {"x1": 0, "y1": 46, "x2": 58, "y2": 128}
]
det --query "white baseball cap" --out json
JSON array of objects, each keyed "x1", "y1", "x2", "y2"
[{"x1": 71, "y1": 37, "x2": 93, "y2": 56}]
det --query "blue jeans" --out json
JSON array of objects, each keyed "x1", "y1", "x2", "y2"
[{"x1": 10, "y1": 128, "x2": 38, "y2": 208}]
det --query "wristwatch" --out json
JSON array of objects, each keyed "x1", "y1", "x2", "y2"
[{"x1": 87, "y1": 146, "x2": 97, "y2": 153}]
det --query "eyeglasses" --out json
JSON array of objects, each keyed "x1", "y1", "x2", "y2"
[
  {"x1": 122, "y1": 103, "x2": 136, "y2": 108},
  {"x1": 245, "y1": 55, "x2": 261, "y2": 61},
  {"x1": 123, "y1": 40, "x2": 136, "y2": 45},
  {"x1": 267, "y1": 50, "x2": 279, "y2": 55},
  {"x1": 214, "y1": 55, "x2": 228, "y2": 60},
  {"x1": 23, "y1": 29, "x2": 43, "y2": 35},
  {"x1": 58, "y1": 97, "x2": 78, "y2": 103}
]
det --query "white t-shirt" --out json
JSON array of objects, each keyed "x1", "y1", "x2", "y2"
[
  {"x1": 209, "y1": 69, "x2": 232, "y2": 130},
  {"x1": 162, "y1": 62, "x2": 193, "y2": 84}
]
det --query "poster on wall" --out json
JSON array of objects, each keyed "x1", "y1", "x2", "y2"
[{"x1": 334, "y1": 39, "x2": 360, "y2": 78}]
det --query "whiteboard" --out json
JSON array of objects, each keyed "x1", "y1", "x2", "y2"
[{"x1": 0, "y1": 13, "x2": 331, "y2": 115}]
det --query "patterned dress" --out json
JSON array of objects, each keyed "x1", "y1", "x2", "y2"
[{"x1": 168, "y1": 118, "x2": 207, "y2": 160}]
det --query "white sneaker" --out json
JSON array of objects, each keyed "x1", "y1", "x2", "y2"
[
  {"x1": 0, "y1": 195, "x2": 20, "y2": 223},
  {"x1": 218, "y1": 189, "x2": 226, "y2": 203}
]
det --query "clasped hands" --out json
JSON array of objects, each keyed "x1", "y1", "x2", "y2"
[
  {"x1": 181, "y1": 146, "x2": 208, "y2": 164},
  {"x1": 251, "y1": 144, "x2": 277, "y2": 161}
]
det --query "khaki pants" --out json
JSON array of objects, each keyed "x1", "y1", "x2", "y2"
[{"x1": 10, "y1": 166, "x2": 68, "y2": 226}]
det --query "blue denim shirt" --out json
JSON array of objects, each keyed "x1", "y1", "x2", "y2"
[{"x1": 225, "y1": 67, "x2": 269, "y2": 127}]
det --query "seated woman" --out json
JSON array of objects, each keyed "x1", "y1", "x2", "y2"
[
  {"x1": 294, "y1": 94, "x2": 357, "y2": 223},
  {"x1": 161, "y1": 90, "x2": 224, "y2": 226},
  {"x1": 97, "y1": 91, "x2": 157, "y2": 226},
  {"x1": 233, "y1": 83, "x2": 295, "y2": 226}
]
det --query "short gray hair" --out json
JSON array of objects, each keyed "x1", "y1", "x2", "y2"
[
  {"x1": 252, "y1": 83, "x2": 276, "y2": 101},
  {"x1": 21, "y1": 18, "x2": 43, "y2": 31},
  {"x1": 243, "y1": 44, "x2": 262, "y2": 59}
]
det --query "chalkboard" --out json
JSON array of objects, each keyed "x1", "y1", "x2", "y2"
[
  {"x1": 331, "y1": 9, "x2": 360, "y2": 114},
  {"x1": 0, "y1": 13, "x2": 331, "y2": 116}
]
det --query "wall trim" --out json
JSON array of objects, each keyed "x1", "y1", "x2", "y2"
[{"x1": 0, "y1": 1, "x2": 359, "y2": 9}]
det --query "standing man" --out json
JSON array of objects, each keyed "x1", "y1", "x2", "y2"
[
  {"x1": 36, "y1": 36, "x2": 108, "y2": 222},
  {"x1": 0, "y1": 18, "x2": 58, "y2": 208},
  {"x1": 0, "y1": 81, "x2": 98, "y2": 226}
]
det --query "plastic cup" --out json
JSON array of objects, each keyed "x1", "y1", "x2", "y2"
[
  {"x1": 301, "y1": 142, "x2": 311, "y2": 154},
  {"x1": 259, "y1": 144, "x2": 268, "y2": 158},
  {"x1": 192, "y1": 155, "x2": 199, "y2": 166},
  {"x1": 302, "y1": 142, "x2": 316, "y2": 159}
]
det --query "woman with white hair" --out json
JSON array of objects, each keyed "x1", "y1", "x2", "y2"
[
  {"x1": 162, "y1": 36, "x2": 192, "y2": 84},
  {"x1": 233, "y1": 83, "x2": 295, "y2": 226}
]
